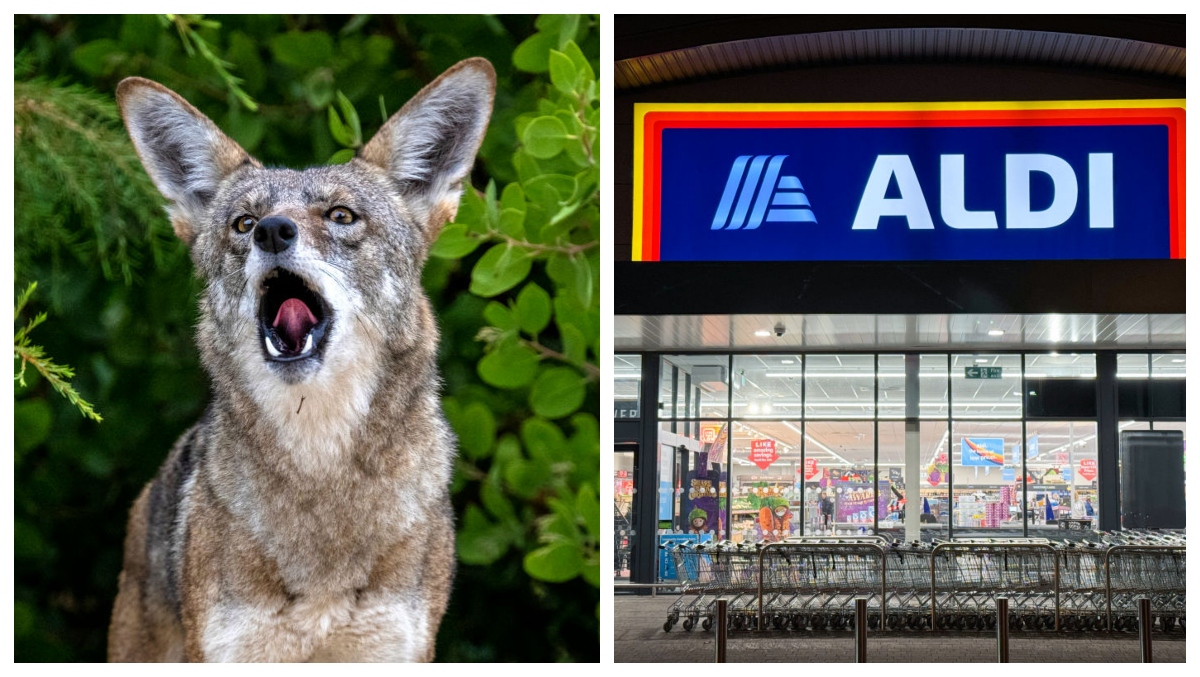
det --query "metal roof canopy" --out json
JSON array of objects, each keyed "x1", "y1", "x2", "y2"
[{"x1": 616, "y1": 24, "x2": 1185, "y2": 91}]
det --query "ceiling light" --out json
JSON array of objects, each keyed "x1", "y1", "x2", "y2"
[
  {"x1": 1172, "y1": 358, "x2": 1185, "y2": 363},
  {"x1": 754, "y1": 330, "x2": 770, "y2": 337},
  {"x1": 781, "y1": 359, "x2": 795, "y2": 365},
  {"x1": 974, "y1": 358, "x2": 988, "y2": 364},
  {"x1": 987, "y1": 329, "x2": 1004, "y2": 336}
]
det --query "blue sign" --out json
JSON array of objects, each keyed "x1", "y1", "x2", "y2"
[
  {"x1": 658, "y1": 533, "x2": 713, "y2": 581},
  {"x1": 634, "y1": 102, "x2": 1185, "y2": 263},
  {"x1": 1002, "y1": 467, "x2": 1016, "y2": 481},
  {"x1": 961, "y1": 437, "x2": 1006, "y2": 466},
  {"x1": 1028, "y1": 435, "x2": 1040, "y2": 460},
  {"x1": 658, "y1": 480, "x2": 673, "y2": 520}
]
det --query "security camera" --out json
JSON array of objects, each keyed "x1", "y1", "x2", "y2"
[{"x1": 774, "y1": 323, "x2": 786, "y2": 337}]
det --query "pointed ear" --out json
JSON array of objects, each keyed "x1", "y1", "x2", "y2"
[
  {"x1": 116, "y1": 77, "x2": 258, "y2": 245},
  {"x1": 359, "y1": 58, "x2": 495, "y2": 237}
]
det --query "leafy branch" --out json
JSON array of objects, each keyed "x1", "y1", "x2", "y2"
[
  {"x1": 14, "y1": 283, "x2": 102, "y2": 422},
  {"x1": 162, "y1": 14, "x2": 258, "y2": 111}
]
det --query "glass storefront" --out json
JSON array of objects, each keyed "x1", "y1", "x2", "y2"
[{"x1": 648, "y1": 352, "x2": 1183, "y2": 544}]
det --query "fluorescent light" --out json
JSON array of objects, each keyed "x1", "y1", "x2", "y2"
[
  {"x1": 754, "y1": 330, "x2": 771, "y2": 337},
  {"x1": 974, "y1": 358, "x2": 988, "y2": 364},
  {"x1": 1172, "y1": 358, "x2": 1185, "y2": 363},
  {"x1": 781, "y1": 359, "x2": 795, "y2": 365},
  {"x1": 987, "y1": 329, "x2": 1004, "y2": 336}
]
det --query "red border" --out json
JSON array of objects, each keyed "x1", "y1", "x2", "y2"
[{"x1": 639, "y1": 108, "x2": 1185, "y2": 262}]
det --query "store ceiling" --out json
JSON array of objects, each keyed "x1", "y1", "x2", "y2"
[{"x1": 614, "y1": 313, "x2": 1186, "y2": 353}]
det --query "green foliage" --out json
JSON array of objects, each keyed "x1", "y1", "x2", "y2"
[
  {"x1": 14, "y1": 283, "x2": 102, "y2": 422},
  {"x1": 13, "y1": 14, "x2": 599, "y2": 662}
]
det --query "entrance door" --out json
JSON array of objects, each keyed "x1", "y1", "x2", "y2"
[{"x1": 614, "y1": 448, "x2": 636, "y2": 581}]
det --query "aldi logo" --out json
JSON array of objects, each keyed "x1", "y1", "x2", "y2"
[
  {"x1": 632, "y1": 101, "x2": 1185, "y2": 262},
  {"x1": 712, "y1": 155, "x2": 817, "y2": 229}
]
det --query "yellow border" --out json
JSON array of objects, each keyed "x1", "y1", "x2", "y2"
[{"x1": 631, "y1": 100, "x2": 1185, "y2": 261}]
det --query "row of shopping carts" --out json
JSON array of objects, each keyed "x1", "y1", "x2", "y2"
[{"x1": 659, "y1": 531, "x2": 1185, "y2": 635}]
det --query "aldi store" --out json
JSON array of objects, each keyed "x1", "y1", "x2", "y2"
[{"x1": 613, "y1": 16, "x2": 1185, "y2": 584}]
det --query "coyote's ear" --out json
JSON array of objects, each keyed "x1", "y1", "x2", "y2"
[
  {"x1": 117, "y1": 78, "x2": 258, "y2": 245},
  {"x1": 359, "y1": 57, "x2": 495, "y2": 240}
]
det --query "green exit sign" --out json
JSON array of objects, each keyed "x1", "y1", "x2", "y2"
[{"x1": 965, "y1": 366, "x2": 1003, "y2": 379}]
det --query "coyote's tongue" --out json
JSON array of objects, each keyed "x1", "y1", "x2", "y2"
[{"x1": 273, "y1": 298, "x2": 317, "y2": 351}]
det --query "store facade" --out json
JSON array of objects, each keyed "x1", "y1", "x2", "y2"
[{"x1": 613, "y1": 16, "x2": 1185, "y2": 584}]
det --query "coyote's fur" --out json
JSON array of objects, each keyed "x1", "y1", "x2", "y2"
[{"x1": 107, "y1": 58, "x2": 495, "y2": 662}]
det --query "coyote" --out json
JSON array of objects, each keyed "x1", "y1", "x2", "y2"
[{"x1": 107, "y1": 58, "x2": 495, "y2": 662}]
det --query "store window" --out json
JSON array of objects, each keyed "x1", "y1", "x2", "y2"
[
  {"x1": 1025, "y1": 353, "x2": 1097, "y2": 418},
  {"x1": 615, "y1": 354, "x2": 642, "y2": 420},
  {"x1": 614, "y1": 451, "x2": 635, "y2": 581},
  {"x1": 805, "y1": 354, "x2": 875, "y2": 418},
  {"x1": 732, "y1": 354, "x2": 803, "y2": 418},
  {"x1": 877, "y1": 355, "x2": 905, "y2": 420},
  {"x1": 950, "y1": 420, "x2": 1022, "y2": 533},
  {"x1": 729, "y1": 420, "x2": 802, "y2": 542},
  {"x1": 921, "y1": 354, "x2": 949, "y2": 419},
  {"x1": 1025, "y1": 421, "x2": 1098, "y2": 526},
  {"x1": 919, "y1": 421, "x2": 951, "y2": 535},
  {"x1": 951, "y1": 354, "x2": 1022, "y2": 419},
  {"x1": 658, "y1": 420, "x2": 727, "y2": 540},
  {"x1": 660, "y1": 355, "x2": 730, "y2": 418},
  {"x1": 804, "y1": 420, "x2": 875, "y2": 535},
  {"x1": 1118, "y1": 353, "x2": 1186, "y2": 418}
]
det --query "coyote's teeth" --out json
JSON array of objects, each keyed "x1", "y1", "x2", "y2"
[
  {"x1": 265, "y1": 334, "x2": 282, "y2": 358},
  {"x1": 302, "y1": 333, "x2": 313, "y2": 355}
]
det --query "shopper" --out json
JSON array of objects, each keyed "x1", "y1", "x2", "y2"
[
  {"x1": 1084, "y1": 498, "x2": 1095, "y2": 517},
  {"x1": 818, "y1": 491, "x2": 834, "y2": 530}
]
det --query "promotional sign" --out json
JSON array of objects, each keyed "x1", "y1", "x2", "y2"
[
  {"x1": 1079, "y1": 458, "x2": 1098, "y2": 481},
  {"x1": 749, "y1": 439, "x2": 779, "y2": 470},
  {"x1": 961, "y1": 437, "x2": 1006, "y2": 466},
  {"x1": 1027, "y1": 435, "x2": 1041, "y2": 460},
  {"x1": 700, "y1": 423, "x2": 721, "y2": 445},
  {"x1": 633, "y1": 101, "x2": 1185, "y2": 262},
  {"x1": 834, "y1": 482, "x2": 888, "y2": 524},
  {"x1": 658, "y1": 533, "x2": 713, "y2": 580},
  {"x1": 803, "y1": 457, "x2": 820, "y2": 480}
]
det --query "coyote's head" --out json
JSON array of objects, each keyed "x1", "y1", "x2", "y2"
[{"x1": 118, "y1": 60, "x2": 494, "y2": 416}]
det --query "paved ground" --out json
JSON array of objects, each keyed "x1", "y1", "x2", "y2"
[{"x1": 615, "y1": 596, "x2": 1185, "y2": 663}]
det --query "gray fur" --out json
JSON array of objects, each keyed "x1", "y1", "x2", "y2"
[{"x1": 108, "y1": 58, "x2": 495, "y2": 662}]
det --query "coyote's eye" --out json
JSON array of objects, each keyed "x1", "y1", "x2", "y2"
[
  {"x1": 233, "y1": 215, "x2": 257, "y2": 233},
  {"x1": 328, "y1": 207, "x2": 356, "y2": 224}
]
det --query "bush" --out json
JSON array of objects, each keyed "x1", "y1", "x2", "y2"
[{"x1": 13, "y1": 14, "x2": 599, "y2": 662}]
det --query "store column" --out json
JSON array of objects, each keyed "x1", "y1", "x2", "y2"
[
  {"x1": 904, "y1": 354, "x2": 921, "y2": 543},
  {"x1": 1096, "y1": 352, "x2": 1119, "y2": 531},
  {"x1": 632, "y1": 355, "x2": 661, "y2": 585}
]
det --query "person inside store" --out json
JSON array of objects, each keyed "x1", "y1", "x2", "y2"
[
  {"x1": 1084, "y1": 497, "x2": 1095, "y2": 517},
  {"x1": 818, "y1": 491, "x2": 834, "y2": 530}
]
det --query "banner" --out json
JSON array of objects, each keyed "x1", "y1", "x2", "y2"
[
  {"x1": 1078, "y1": 458, "x2": 1097, "y2": 481},
  {"x1": 633, "y1": 101, "x2": 1184, "y2": 262},
  {"x1": 749, "y1": 438, "x2": 778, "y2": 470},
  {"x1": 834, "y1": 482, "x2": 888, "y2": 524},
  {"x1": 961, "y1": 437, "x2": 1006, "y2": 466},
  {"x1": 803, "y1": 457, "x2": 820, "y2": 480}
]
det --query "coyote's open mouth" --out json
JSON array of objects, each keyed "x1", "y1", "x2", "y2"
[{"x1": 257, "y1": 268, "x2": 331, "y2": 362}]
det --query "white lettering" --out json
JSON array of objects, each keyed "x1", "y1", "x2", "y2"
[
  {"x1": 851, "y1": 155, "x2": 934, "y2": 230},
  {"x1": 940, "y1": 155, "x2": 998, "y2": 229},
  {"x1": 1089, "y1": 153, "x2": 1113, "y2": 229},
  {"x1": 1005, "y1": 154, "x2": 1078, "y2": 229}
]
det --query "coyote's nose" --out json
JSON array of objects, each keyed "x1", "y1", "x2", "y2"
[{"x1": 253, "y1": 216, "x2": 297, "y2": 254}]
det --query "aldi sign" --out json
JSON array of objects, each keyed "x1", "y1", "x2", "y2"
[{"x1": 633, "y1": 101, "x2": 1185, "y2": 262}]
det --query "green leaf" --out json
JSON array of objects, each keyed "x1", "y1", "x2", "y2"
[
  {"x1": 521, "y1": 417, "x2": 568, "y2": 464},
  {"x1": 563, "y1": 40, "x2": 596, "y2": 89},
  {"x1": 521, "y1": 116, "x2": 571, "y2": 159},
  {"x1": 581, "y1": 559, "x2": 601, "y2": 587},
  {"x1": 548, "y1": 50, "x2": 578, "y2": 95},
  {"x1": 14, "y1": 399, "x2": 53, "y2": 460},
  {"x1": 477, "y1": 342, "x2": 539, "y2": 389},
  {"x1": 430, "y1": 223, "x2": 483, "y2": 259},
  {"x1": 457, "y1": 504, "x2": 510, "y2": 566},
  {"x1": 480, "y1": 479, "x2": 517, "y2": 523},
  {"x1": 327, "y1": 148, "x2": 355, "y2": 164},
  {"x1": 560, "y1": 323, "x2": 587, "y2": 366},
  {"x1": 72, "y1": 39, "x2": 124, "y2": 77},
  {"x1": 269, "y1": 31, "x2": 335, "y2": 71},
  {"x1": 457, "y1": 402, "x2": 496, "y2": 460},
  {"x1": 529, "y1": 367, "x2": 586, "y2": 419},
  {"x1": 514, "y1": 283, "x2": 552, "y2": 335},
  {"x1": 556, "y1": 15, "x2": 581, "y2": 49},
  {"x1": 504, "y1": 458, "x2": 551, "y2": 498},
  {"x1": 483, "y1": 301, "x2": 517, "y2": 332},
  {"x1": 577, "y1": 484, "x2": 600, "y2": 541},
  {"x1": 512, "y1": 31, "x2": 554, "y2": 73},
  {"x1": 327, "y1": 104, "x2": 355, "y2": 147},
  {"x1": 524, "y1": 541, "x2": 584, "y2": 583},
  {"x1": 335, "y1": 91, "x2": 362, "y2": 147},
  {"x1": 469, "y1": 244, "x2": 533, "y2": 297}
]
